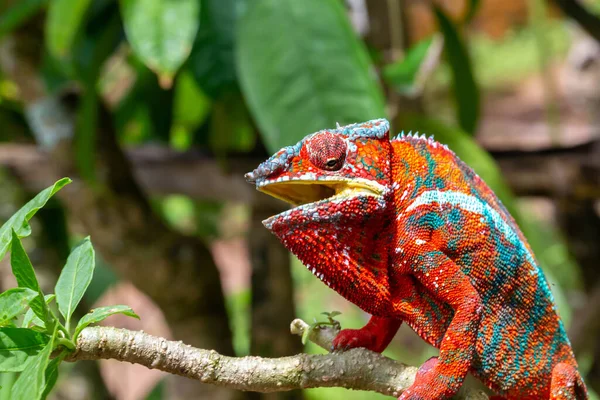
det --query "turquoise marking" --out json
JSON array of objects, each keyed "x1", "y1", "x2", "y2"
[{"x1": 405, "y1": 190, "x2": 537, "y2": 267}]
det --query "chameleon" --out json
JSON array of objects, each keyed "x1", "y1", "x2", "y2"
[{"x1": 245, "y1": 119, "x2": 587, "y2": 399}]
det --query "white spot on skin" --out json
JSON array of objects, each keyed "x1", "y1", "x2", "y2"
[{"x1": 415, "y1": 239, "x2": 426, "y2": 245}]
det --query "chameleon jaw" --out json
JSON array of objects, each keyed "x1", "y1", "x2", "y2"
[{"x1": 256, "y1": 177, "x2": 384, "y2": 208}]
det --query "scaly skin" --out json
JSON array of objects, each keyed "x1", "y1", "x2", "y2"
[{"x1": 245, "y1": 119, "x2": 587, "y2": 399}]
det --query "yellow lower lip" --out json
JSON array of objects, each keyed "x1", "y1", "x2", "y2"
[{"x1": 258, "y1": 180, "x2": 382, "y2": 207}]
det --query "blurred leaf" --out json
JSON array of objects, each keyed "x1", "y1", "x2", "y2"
[
  {"x1": 40, "y1": 358, "x2": 60, "y2": 400},
  {"x1": 55, "y1": 237, "x2": 95, "y2": 329},
  {"x1": 189, "y1": 0, "x2": 244, "y2": 98},
  {"x1": 45, "y1": 0, "x2": 93, "y2": 58},
  {"x1": 0, "y1": 288, "x2": 37, "y2": 326},
  {"x1": 383, "y1": 37, "x2": 433, "y2": 95},
  {"x1": 0, "y1": 178, "x2": 71, "y2": 260},
  {"x1": 210, "y1": 92, "x2": 254, "y2": 154},
  {"x1": 10, "y1": 232, "x2": 48, "y2": 325},
  {"x1": 0, "y1": 328, "x2": 49, "y2": 372},
  {"x1": 237, "y1": 0, "x2": 386, "y2": 152},
  {"x1": 0, "y1": 372, "x2": 16, "y2": 400},
  {"x1": 170, "y1": 69, "x2": 211, "y2": 150},
  {"x1": 74, "y1": 305, "x2": 139, "y2": 339},
  {"x1": 10, "y1": 328, "x2": 55, "y2": 400},
  {"x1": 117, "y1": 61, "x2": 174, "y2": 143},
  {"x1": 433, "y1": 6, "x2": 480, "y2": 135},
  {"x1": 72, "y1": 2, "x2": 123, "y2": 82},
  {"x1": 0, "y1": 0, "x2": 47, "y2": 39},
  {"x1": 120, "y1": 0, "x2": 201, "y2": 87},
  {"x1": 22, "y1": 295, "x2": 55, "y2": 330}
]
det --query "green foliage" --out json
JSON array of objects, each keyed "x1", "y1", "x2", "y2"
[
  {"x1": 120, "y1": 0, "x2": 201, "y2": 87},
  {"x1": 237, "y1": 0, "x2": 386, "y2": 152},
  {"x1": 433, "y1": 7, "x2": 480, "y2": 135},
  {"x1": 0, "y1": 328, "x2": 50, "y2": 372},
  {"x1": 55, "y1": 237, "x2": 95, "y2": 331},
  {"x1": 11, "y1": 232, "x2": 49, "y2": 326},
  {"x1": 75, "y1": 305, "x2": 139, "y2": 339},
  {"x1": 0, "y1": 289, "x2": 37, "y2": 326},
  {"x1": 302, "y1": 311, "x2": 341, "y2": 345},
  {"x1": 0, "y1": 0, "x2": 47, "y2": 39},
  {"x1": 0, "y1": 179, "x2": 138, "y2": 399},
  {"x1": 0, "y1": 178, "x2": 71, "y2": 260},
  {"x1": 45, "y1": 0, "x2": 93, "y2": 59},
  {"x1": 10, "y1": 328, "x2": 56, "y2": 400},
  {"x1": 22, "y1": 295, "x2": 55, "y2": 330},
  {"x1": 189, "y1": 0, "x2": 243, "y2": 99},
  {"x1": 383, "y1": 37, "x2": 434, "y2": 95}
]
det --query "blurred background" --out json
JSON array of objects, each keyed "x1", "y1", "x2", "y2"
[{"x1": 0, "y1": 0, "x2": 599, "y2": 399}]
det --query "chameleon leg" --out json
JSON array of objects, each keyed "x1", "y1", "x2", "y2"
[
  {"x1": 332, "y1": 315, "x2": 401, "y2": 353},
  {"x1": 550, "y1": 363, "x2": 587, "y2": 400},
  {"x1": 399, "y1": 246, "x2": 482, "y2": 400}
]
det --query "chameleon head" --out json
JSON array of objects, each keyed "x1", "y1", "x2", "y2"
[{"x1": 245, "y1": 119, "x2": 394, "y2": 309}]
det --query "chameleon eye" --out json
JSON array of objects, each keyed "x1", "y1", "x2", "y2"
[{"x1": 306, "y1": 132, "x2": 346, "y2": 171}]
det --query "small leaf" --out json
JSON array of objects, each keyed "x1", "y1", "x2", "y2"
[
  {"x1": 0, "y1": 0, "x2": 47, "y2": 39},
  {"x1": 40, "y1": 358, "x2": 60, "y2": 400},
  {"x1": 433, "y1": 6, "x2": 480, "y2": 135},
  {"x1": 237, "y1": 0, "x2": 386, "y2": 152},
  {"x1": 11, "y1": 327, "x2": 55, "y2": 400},
  {"x1": 45, "y1": 0, "x2": 93, "y2": 58},
  {"x1": 22, "y1": 295, "x2": 56, "y2": 330},
  {"x1": 10, "y1": 233, "x2": 48, "y2": 325},
  {"x1": 0, "y1": 288, "x2": 37, "y2": 326},
  {"x1": 55, "y1": 237, "x2": 95, "y2": 329},
  {"x1": 74, "y1": 305, "x2": 139, "y2": 339},
  {"x1": 0, "y1": 178, "x2": 71, "y2": 260},
  {"x1": 120, "y1": 0, "x2": 201, "y2": 86},
  {"x1": 0, "y1": 328, "x2": 50, "y2": 372}
]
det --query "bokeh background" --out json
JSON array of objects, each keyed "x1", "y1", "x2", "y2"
[{"x1": 0, "y1": 0, "x2": 599, "y2": 399}]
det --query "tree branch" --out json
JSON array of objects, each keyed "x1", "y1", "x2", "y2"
[{"x1": 64, "y1": 321, "x2": 489, "y2": 399}]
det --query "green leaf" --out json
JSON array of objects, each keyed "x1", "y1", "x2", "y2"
[
  {"x1": 0, "y1": 178, "x2": 71, "y2": 260},
  {"x1": 0, "y1": 328, "x2": 49, "y2": 372},
  {"x1": 55, "y1": 237, "x2": 95, "y2": 329},
  {"x1": 45, "y1": 0, "x2": 93, "y2": 58},
  {"x1": 74, "y1": 305, "x2": 139, "y2": 339},
  {"x1": 40, "y1": 358, "x2": 60, "y2": 400},
  {"x1": 11, "y1": 327, "x2": 55, "y2": 400},
  {"x1": 433, "y1": 6, "x2": 480, "y2": 135},
  {"x1": 383, "y1": 37, "x2": 434, "y2": 95},
  {"x1": 0, "y1": 0, "x2": 47, "y2": 39},
  {"x1": 10, "y1": 233, "x2": 48, "y2": 325},
  {"x1": 0, "y1": 288, "x2": 37, "y2": 326},
  {"x1": 189, "y1": 0, "x2": 243, "y2": 98},
  {"x1": 120, "y1": 0, "x2": 201, "y2": 87},
  {"x1": 237, "y1": 0, "x2": 386, "y2": 152},
  {"x1": 22, "y1": 295, "x2": 56, "y2": 330}
]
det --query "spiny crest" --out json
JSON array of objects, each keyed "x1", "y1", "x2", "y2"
[{"x1": 394, "y1": 130, "x2": 449, "y2": 151}]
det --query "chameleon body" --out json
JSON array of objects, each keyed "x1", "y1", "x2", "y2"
[{"x1": 245, "y1": 119, "x2": 587, "y2": 399}]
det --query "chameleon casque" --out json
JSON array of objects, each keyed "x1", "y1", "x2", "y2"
[{"x1": 245, "y1": 119, "x2": 587, "y2": 399}]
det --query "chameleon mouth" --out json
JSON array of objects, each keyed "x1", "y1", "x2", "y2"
[{"x1": 257, "y1": 178, "x2": 384, "y2": 207}]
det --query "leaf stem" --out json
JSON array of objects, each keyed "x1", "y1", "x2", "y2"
[{"x1": 56, "y1": 337, "x2": 75, "y2": 351}]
